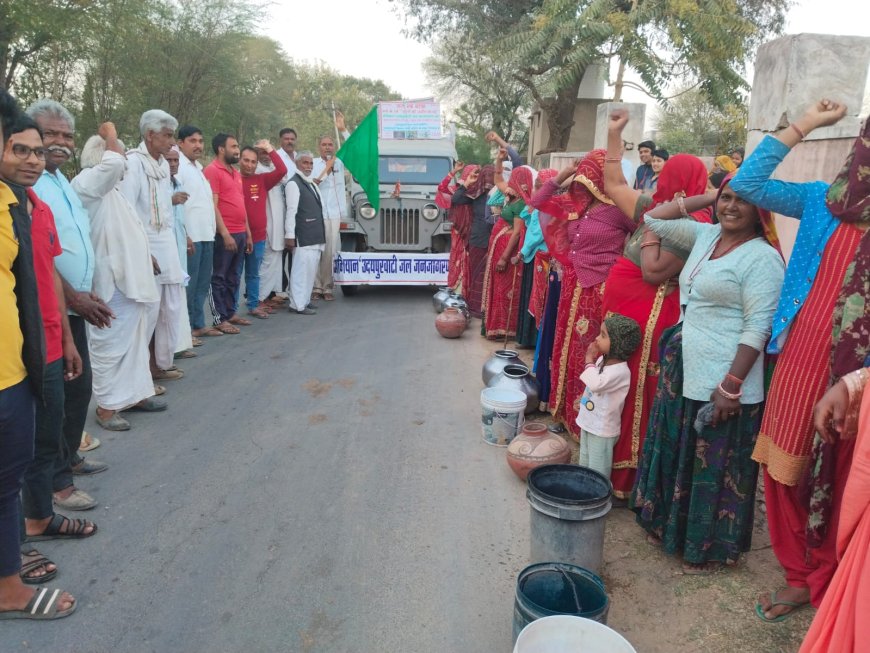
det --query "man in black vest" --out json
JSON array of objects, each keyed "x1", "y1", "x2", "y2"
[{"x1": 284, "y1": 151, "x2": 325, "y2": 314}]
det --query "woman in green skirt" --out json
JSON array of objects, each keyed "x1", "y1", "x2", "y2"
[{"x1": 631, "y1": 174, "x2": 784, "y2": 573}]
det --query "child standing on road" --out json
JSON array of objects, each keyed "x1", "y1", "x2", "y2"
[{"x1": 576, "y1": 314, "x2": 641, "y2": 478}]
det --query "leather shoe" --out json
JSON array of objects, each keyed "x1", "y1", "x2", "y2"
[
  {"x1": 53, "y1": 488, "x2": 97, "y2": 511},
  {"x1": 72, "y1": 458, "x2": 109, "y2": 476}
]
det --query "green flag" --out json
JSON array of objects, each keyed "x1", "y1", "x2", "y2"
[{"x1": 337, "y1": 106, "x2": 380, "y2": 212}]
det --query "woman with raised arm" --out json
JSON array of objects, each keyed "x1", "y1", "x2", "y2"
[
  {"x1": 480, "y1": 161, "x2": 535, "y2": 339},
  {"x1": 727, "y1": 101, "x2": 870, "y2": 623},
  {"x1": 632, "y1": 175, "x2": 784, "y2": 574},
  {"x1": 530, "y1": 150, "x2": 636, "y2": 438},
  {"x1": 451, "y1": 163, "x2": 495, "y2": 317},
  {"x1": 601, "y1": 109, "x2": 712, "y2": 499},
  {"x1": 439, "y1": 161, "x2": 470, "y2": 294}
]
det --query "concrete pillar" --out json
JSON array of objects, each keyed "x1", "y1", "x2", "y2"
[
  {"x1": 745, "y1": 33, "x2": 870, "y2": 259},
  {"x1": 593, "y1": 102, "x2": 646, "y2": 170}
]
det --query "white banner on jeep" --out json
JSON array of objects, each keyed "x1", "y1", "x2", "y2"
[
  {"x1": 333, "y1": 253, "x2": 449, "y2": 285},
  {"x1": 379, "y1": 101, "x2": 442, "y2": 140}
]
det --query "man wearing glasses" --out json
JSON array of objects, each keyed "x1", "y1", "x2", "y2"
[{"x1": 27, "y1": 100, "x2": 109, "y2": 512}]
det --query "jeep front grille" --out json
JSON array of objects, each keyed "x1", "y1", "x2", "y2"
[{"x1": 380, "y1": 208, "x2": 420, "y2": 245}]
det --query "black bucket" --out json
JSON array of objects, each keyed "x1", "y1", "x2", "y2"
[
  {"x1": 512, "y1": 562, "x2": 609, "y2": 643},
  {"x1": 527, "y1": 464, "x2": 612, "y2": 572}
]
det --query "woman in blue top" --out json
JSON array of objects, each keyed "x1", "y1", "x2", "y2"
[{"x1": 632, "y1": 175, "x2": 784, "y2": 574}]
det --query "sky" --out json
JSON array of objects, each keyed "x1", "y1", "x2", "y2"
[{"x1": 263, "y1": 0, "x2": 870, "y2": 113}]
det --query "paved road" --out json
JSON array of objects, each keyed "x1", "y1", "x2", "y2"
[{"x1": 5, "y1": 287, "x2": 531, "y2": 653}]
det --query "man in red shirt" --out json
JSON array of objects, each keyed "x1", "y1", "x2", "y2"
[
  {"x1": 0, "y1": 118, "x2": 98, "y2": 546},
  {"x1": 202, "y1": 134, "x2": 251, "y2": 334},
  {"x1": 239, "y1": 140, "x2": 286, "y2": 319}
]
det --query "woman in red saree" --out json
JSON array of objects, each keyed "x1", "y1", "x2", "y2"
[
  {"x1": 531, "y1": 150, "x2": 636, "y2": 440},
  {"x1": 601, "y1": 110, "x2": 711, "y2": 498},
  {"x1": 481, "y1": 162, "x2": 534, "y2": 339},
  {"x1": 438, "y1": 163, "x2": 476, "y2": 292}
]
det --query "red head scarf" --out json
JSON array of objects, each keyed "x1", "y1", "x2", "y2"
[
  {"x1": 466, "y1": 164, "x2": 495, "y2": 200},
  {"x1": 652, "y1": 154, "x2": 712, "y2": 222},
  {"x1": 507, "y1": 166, "x2": 536, "y2": 205},
  {"x1": 537, "y1": 168, "x2": 559, "y2": 185},
  {"x1": 569, "y1": 149, "x2": 612, "y2": 216},
  {"x1": 717, "y1": 172, "x2": 781, "y2": 256}
]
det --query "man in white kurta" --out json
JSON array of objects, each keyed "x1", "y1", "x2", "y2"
[
  {"x1": 119, "y1": 110, "x2": 186, "y2": 377},
  {"x1": 285, "y1": 152, "x2": 325, "y2": 315},
  {"x1": 72, "y1": 123, "x2": 162, "y2": 430},
  {"x1": 256, "y1": 150, "x2": 289, "y2": 303},
  {"x1": 311, "y1": 133, "x2": 347, "y2": 300}
]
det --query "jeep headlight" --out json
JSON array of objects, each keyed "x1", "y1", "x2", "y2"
[
  {"x1": 422, "y1": 204, "x2": 440, "y2": 221},
  {"x1": 359, "y1": 203, "x2": 376, "y2": 219}
]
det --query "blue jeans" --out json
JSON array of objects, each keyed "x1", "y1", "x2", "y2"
[
  {"x1": 187, "y1": 240, "x2": 214, "y2": 330},
  {"x1": 234, "y1": 240, "x2": 266, "y2": 313},
  {"x1": 0, "y1": 379, "x2": 35, "y2": 576}
]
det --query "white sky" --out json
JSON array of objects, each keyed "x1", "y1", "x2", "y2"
[{"x1": 264, "y1": 0, "x2": 870, "y2": 111}]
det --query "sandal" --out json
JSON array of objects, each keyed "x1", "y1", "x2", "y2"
[
  {"x1": 194, "y1": 327, "x2": 224, "y2": 337},
  {"x1": 20, "y1": 550, "x2": 57, "y2": 585},
  {"x1": 153, "y1": 384, "x2": 166, "y2": 396},
  {"x1": 228, "y1": 315, "x2": 252, "y2": 326},
  {"x1": 174, "y1": 349, "x2": 197, "y2": 359},
  {"x1": 0, "y1": 587, "x2": 76, "y2": 621},
  {"x1": 95, "y1": 411, "x2": 130, "y2": 431},
  {"x1": 215, "y1": 322, "x2": 240, "y2": 335},
  {"x1": 192, "y1": 336, "x2": 204, "y2": 347},
  {"x1": 248, "y1": 308, "x2": 270, "y2": 320},
  {"x1": 25, "y1": 514, "x2": 98, "y2": 542},
  {"x1": 152, "y1": 369, "x2": 184, "y2": 381},
  {"x1": 754, "y1": 590, "x2": 811, "y2": 623}
]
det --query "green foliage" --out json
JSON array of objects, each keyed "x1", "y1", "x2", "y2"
[
  {"x1": 654, "y1": 87, "x2": 748, "y2": 155},
  {"x1": 397, "y1": 0, "x2": 790, "y2": 151},
  {"x1": 2, "y1": 0, "x2": 401, "y2": 156},
  {"x1": 455, "y1": 133, "x2": 494, "y2": 165}
]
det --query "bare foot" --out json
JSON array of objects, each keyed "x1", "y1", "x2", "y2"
[{"x1": 756, "y1": 586, "x2": 810, "y2": 620}]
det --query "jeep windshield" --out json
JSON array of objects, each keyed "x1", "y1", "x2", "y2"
[{"x1": 378, "y1": 156, "x2": 451, "y2": 185}]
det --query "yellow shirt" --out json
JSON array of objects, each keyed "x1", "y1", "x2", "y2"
[{"x1": 0, "y1": 181, "x2": 26, "y2": 390}]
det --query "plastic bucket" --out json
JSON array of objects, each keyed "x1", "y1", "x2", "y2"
[
  {"x1": 512, "y1": 563, "x2": 610, "y2": 644},
  {"x1": 527, "y1": 464, "x2": 612, "y2": 573},
  {"x1": 513, "y1": 615, "x2": 636, "y2": 653},
  {"x1": 480, "y1": 387, "x2": 526, "y2": 447}
]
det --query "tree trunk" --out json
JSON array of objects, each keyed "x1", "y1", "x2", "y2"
[{"x1": 542, "y1": 74, "x2": 583, "y2": 152}]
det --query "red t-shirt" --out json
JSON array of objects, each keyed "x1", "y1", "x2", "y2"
[
  {"x1": 29, "y1": 189, "x2": 63, "y2": 363},
  {"x1": 203, "y1": 159, "x2": 247, "y2": 234},
  {"x1": 241, "y1": 150, "x2": 287, "y2": 243}
]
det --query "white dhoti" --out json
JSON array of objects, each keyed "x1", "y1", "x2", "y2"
[
  {"x1": 288, "y1": 245, "x2": 323, "y2": 311},
  {"x1": 155, "y1": 283, "x2": 185, "y2": 369},
  {"x1": 88, "y1": 288, "x2": 156, "y2": 411},
  {"x1": 174, "y1": 287, "x2": 194, "y2": 353},
  {"x1": 313, "y1": 219, "x2": 341, "y2": 295},
  {"x1": 258, "y1": 246, "x2": 285, "y2": 301}
]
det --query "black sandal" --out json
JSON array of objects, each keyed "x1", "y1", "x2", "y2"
[
  {"x1": 25, "y1": 513, "x2": 98, "y2": 542},
  {"x1": 20, "y1": 549, "x2": 57, "y2": 585}
]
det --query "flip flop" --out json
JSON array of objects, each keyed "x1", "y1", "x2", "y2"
[
  {"x1": 20, "y1": 550, "x2": 57, "y2": 585},
  {"x1": 216, "y1": 322, "x2": 240, "y2": 335},
  {"x1": 228, "y1": 316, "x2": 252, "y2": 326},
  {"x1": 0, "y1": 587, "x2": 76, "y2": 620},
  {"x1": 154, "y1": 384, "x2": 166, "y2": 396},
  {"x1": 195, "y1": 327, "x2": 224, "y2": 337},
  {"x1": 174, "y1": 349, "x2": 197, "y2": 359},
  {"x1": 248, "y1": 308, "x2": 270, "y2": 320},
  {"x1": 754, "y1": 591, "x2": 810, "y2": 623},
  {"x1": 25, "y1": 514, "x2": 97, "y2": 542},
  {"x1": 192, "y1": 337, "x2": 204, "y2": 347}
]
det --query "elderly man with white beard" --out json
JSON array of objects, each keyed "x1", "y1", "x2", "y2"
[
  {"x1": 119, "y1": 110, "x2": 187, "y2": 382},
  {"x1": 285, "y1": 151, "x2": 326, "y2": 315},
  {"x1": 72, "y1": 122, "x2": 164, "y2": 431}
]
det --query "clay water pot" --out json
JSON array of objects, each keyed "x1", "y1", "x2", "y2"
[
  {"x1": 433, "y1": 286, "x2": 452, "y2": 313},
  {"x1": 506, "y1": 422, "x2": 571, "y2": 480},
  {"x1": 488, "y1": 364, "x2": 540, "y2": 415},
  {"x1": 482, "y1": 349, "x2": 522, "y2": 385},
  {"x1": 435, "y1": 307, "x2": 466, "y2": 338}
]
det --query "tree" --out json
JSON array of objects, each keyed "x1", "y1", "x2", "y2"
[
  {"x1": 424, "y1": 33, "x2": 530, "y2": 149},
  {"x1": 397, "y1": 0, "x2": 789, "y2": 152},
  {"x1": 653, "y1": 88, "x2": 747, "y2": 156}
]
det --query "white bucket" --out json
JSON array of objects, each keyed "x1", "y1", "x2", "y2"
[
  {"x1": 513, "y1": 615, "x2": 637, "y2": 653},
  {"x1": 481, "y1": 387, "x2": 526, "y2": 447}
]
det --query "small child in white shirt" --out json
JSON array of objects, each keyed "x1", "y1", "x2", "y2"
[{"x1": 576, "y1": 314, "x2": 641, "y2": 478}]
